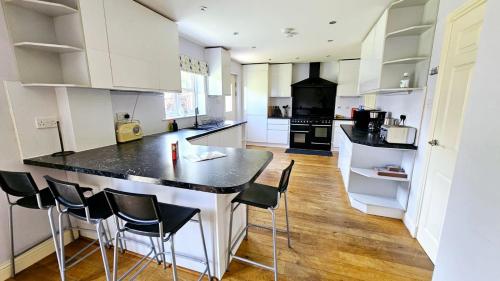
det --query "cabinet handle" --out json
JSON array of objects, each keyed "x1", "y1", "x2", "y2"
[
  {"x1": 290, "y1": 130, "x2": 309, "y2": 133},
  {"x1": 311, "y1": 142, "x2": 331, "y2": 145}
]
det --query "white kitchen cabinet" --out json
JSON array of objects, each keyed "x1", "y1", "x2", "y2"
[
  {"x1": 269, "y1": 64, "x2": 292, "y2": 97},
  {"x1": 244, "y1": 64, "x2": 269, "y2": 143},
  {"x1": 337, "y1": 60, "x2": 360, "y2": 97},
  {"x1": 332, "y1": 120, "x2": 354, "y2": 150},
  {"x1": 266, "y1": 118, "x2": 289, "y2": 145},
  {"x1": 205, "y1": 47, "x2": 231, "y2": 96},
  {"x1": 103, "y1": 0, "x2": 181, "y2": 92},
  {"x1": 246, "y1": 115, "x2": 267, "y2": 143}
]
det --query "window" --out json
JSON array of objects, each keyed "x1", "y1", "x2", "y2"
[{"x1": 165, "y1": 71, "x2": 206, "y2": 119}]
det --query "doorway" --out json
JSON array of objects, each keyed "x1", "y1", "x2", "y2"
[
  {"x1": 416, "y1": 0, "x2": 486, "y2": 263},
  {"x1": 225, "y1": 74, "x2": 238, "y2": 120}
]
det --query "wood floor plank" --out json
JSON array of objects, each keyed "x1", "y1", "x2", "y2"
[{"x1": 8, "y1": 146, "x2": 433, "y2": 281}]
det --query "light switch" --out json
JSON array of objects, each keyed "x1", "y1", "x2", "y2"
[{"x1": 35, "y1": 117, "x2": 58, "y2": 129}]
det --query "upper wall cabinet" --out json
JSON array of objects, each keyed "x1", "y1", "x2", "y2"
[
  {"x1": 269, "y1": 64, "x2": 292, "y2": 97},
  {"x1": 337, "y1": 59, "x2": 361, "y2": 97},
  {"x1": 205, "y1": 47, "x2": 231, "y2": 96},
  {"x1": 2, "y1": 0, "x2": 181, "y2": 92},
  {"x1": 358, "y1": 0, "x2": 439, "y2": 95},
  {"x1": 103, "y1": 0, "x2": 181, "y2": 92}
]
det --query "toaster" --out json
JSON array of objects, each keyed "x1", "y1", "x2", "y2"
[
  {"x1": 380, "y1": 125, "x2": 417, "y2": 144},
  {"x1": 116, "y1": 120, "x2": 143, "y2": 143}
]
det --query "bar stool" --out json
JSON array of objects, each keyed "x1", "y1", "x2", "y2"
[
  {"x1": 45, "y1": 176, "x2": 116, "y2": 281},
  {"x1": 103, "y1": 188, "x2": 212, "y2": 281},
  {"x1": 227, "y1": 160, "x2": 294, "y2": 281},
  {"x1": 0, "y1": 170, "x2": 92, "y2": 278}
]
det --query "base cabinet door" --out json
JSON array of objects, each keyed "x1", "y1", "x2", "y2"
[
  {"x1": 246, "y1": 115, "x2": 267, "y2": 143},
  {"x1": 267, "y1": 130, "x2": 288, "y2": 144}
]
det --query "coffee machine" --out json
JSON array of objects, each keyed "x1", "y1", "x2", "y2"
[{"x1": 353, "y1": 109, "x2": 386, "y2": 131}]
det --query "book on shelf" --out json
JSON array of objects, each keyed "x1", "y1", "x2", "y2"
[{"x1": 375, "y1": 166, "x2": 408, "y2": 178}]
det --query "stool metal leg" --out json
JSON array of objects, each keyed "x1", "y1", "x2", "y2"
[
  {"x1": 96, "y1": 220, "x2": 112, "y2": 281},
  {"x1": 170, "y1": 235, "x2": 178, "y2": 281},
  {"x1": 197, "y1": 213, "x2": 212, "y2": 280},
  {"x1": 149, "y1": 237, "x2": 161, "y2": 265},
  {"x1": 226, "y1": 202, "x2": 234, "y2": 271},
  {"x1": 112, "y1": 230, "x2": 121, "y2": 281},
  {"x1": 8, "y1": 203, "x2": 15, "y2": 278},
  {"x1": 58, "y1": 212, "x2": 66, "y2": 281},
  {"x1": 270, "y1": 208, "x2": 278, "y2": 281},
  {"x1": 245, "y1": 205, "x2": 249, "y2": 240},
  {"x1": 284, "y1": 192, "x2": 292, "y2": 248},
  {"x1": 48, "y1": 207, "x2": 62, "y2": 268}
]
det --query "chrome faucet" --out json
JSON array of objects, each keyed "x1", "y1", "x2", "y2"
[{"x1": 194, "y1": 107, "x2": 199, "y2": 128}]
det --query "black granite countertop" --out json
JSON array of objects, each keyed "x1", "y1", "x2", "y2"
[
  {"x1": 340, "y1": 125, "x2": 417, "y2": 150},
  {"x1": 24, "y1": 120, "x2": 274, "y2": 194},
  {"x1": 333, "y1": 117, "x2": 354, "y2": 121}
]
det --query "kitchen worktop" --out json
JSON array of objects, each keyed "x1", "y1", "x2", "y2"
[
  {"x1": 340, "y1": 125, "x2": 417, "y2": 150},
  {"x1": 24, "y1": 120, "x2": 273, "y2": 194}
]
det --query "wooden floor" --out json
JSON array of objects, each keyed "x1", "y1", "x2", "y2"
[{"x1": 9, "y1": 146, "x2": 433, "y2": 281}]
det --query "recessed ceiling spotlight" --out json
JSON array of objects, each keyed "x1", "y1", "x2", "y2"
[
  {"x1": 326, "y1": 55, "x2": 331, "y2": 58},
  {"x1": 295, "y1": 57, "x2": 300, "y2": 60},
  {"x1": 200, "y1": 5, "x2": 207, "y2": 11},
  {"x1": 268, "y1": 58, "x2": 272, "y2": 61},
  {"x1": 329, "y1": 20, "x2": 337, "y2": 25},
  {"x1": 328, "y1": 39, "x2": 334, "y2": 42},
  {"x1": 251, "y1": 46, "x2": 256, "y2": 49},
  {"x1": 282, "y1": 27, "x2": 298, "y2": 38}
]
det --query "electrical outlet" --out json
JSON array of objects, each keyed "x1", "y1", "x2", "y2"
[
  {"x1": 116, "y1": 112, "x2": 130, "y2": 121},
  {"x1": 35, "y1": 117, "x2": 58, "y2": 129}
]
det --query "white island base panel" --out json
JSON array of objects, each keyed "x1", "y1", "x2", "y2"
[
  {"x1": 349, "y1": 193, "x2": 405, "y2": 219},
  {"x1": 67, "y1": 172, "x2": 247, "y2": 280}
]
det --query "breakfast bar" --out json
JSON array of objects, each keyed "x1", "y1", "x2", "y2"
[{"x1": 23, "y1": 121, "x2": 273, "y2": 279}]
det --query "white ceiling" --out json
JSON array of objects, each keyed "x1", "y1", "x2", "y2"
[{"x1": 137, "y1": 0, "x2": 393, "y2": 64}]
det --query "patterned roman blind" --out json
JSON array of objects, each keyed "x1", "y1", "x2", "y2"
[{"x1": 179, "y1": 54, "x2": 209, "y2": 76}]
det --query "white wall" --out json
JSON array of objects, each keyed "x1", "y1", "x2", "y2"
[
  {"x1": 403, "y1": 0, "x2": 473, "y2": 235},
  {"x1": 432, "y1": 1, "x2": 500, "y2": 280}
]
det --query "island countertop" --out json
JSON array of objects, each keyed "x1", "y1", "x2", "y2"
[
  {"x1": 341, "y1": 124, "x2": 418, "y2": 150},
  {"x1": 24, "y1": 120, "x2": 273, "y2": 194}
]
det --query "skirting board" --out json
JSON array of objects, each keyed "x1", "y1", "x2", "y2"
[
  {"x1": 0, "y1": 230, "x2": 76, "y2": 281},
  {"x1": 246, "y1": 142, "x2": 289, "y2": 148},
  {"x1": 403, "y1": 213, "x2": 418, "y2": 238}
]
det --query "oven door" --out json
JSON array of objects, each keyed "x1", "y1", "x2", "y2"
[
  {"x1": 310, "y1": 124, "x2": 332, "y2": 149},
  {"x1": 290, "y1": 124, "x2": 310, "y2": 149}
]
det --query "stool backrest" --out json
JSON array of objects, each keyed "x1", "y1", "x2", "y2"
[
  {"x1": 0, "y1": 170, "x2": 39, "y2": 197},
  {"x1": 278, "y1": 160, "x2": 295, "y2": 194},
  {"x1": 104, "y1": 188, "x2": 162, "y2": 225},
  {"x1": 44, "y1": 176, "x2": 87, "y2": 209}
]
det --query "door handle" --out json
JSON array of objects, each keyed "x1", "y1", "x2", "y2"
[{"x1": 428, "y1": 139, "x2": 439, "y2": 146}]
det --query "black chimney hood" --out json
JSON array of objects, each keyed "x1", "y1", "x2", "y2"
[{"x1": 291, "y1": 62, "x2": 337, "y2": 88}]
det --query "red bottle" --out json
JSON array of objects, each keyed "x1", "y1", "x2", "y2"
[{"x1": 171, "y1": 141, "x2": 178, "y2": 161}]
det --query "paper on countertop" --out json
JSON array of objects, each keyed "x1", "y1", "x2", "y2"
[{"x1": 184, "y1": 151, "x2": 227, "y2": 162}]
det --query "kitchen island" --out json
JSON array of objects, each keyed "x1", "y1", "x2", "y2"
[
  {"x1": 338, "y1": 125, "x2": 416, "y2": 219},
  {"x1": 24, "y1": 120, "x2": 272, "y2": 279}
]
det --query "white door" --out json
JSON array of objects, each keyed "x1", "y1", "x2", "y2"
[
  {"x1": 417, "y1": 0, "x2": 485, "y2": 263},
  {"x1": 225, "y1": 74, "x2": 237, "y2": 120}
]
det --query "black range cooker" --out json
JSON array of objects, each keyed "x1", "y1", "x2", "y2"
[{"x1": 290, "y1": 118, "x2": 333, "y2": 151}]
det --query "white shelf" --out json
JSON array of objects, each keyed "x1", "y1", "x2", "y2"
[
  {"x1": 386, "y1": 25, "x2": 434, "y2": 38},
  {"x1": 383, "y1": 57, "x2": 429, "y2": 65},
  {"x1": 22, "y1": 83, "x2": 86, "y2": 87},
  {"x1": 5, "y1": 0, "x2": 77, "y2": 17},
  {"x1": 14, "y1": 42, "x2": 83, "y2": 53},
  {"x1": 349, "y1": 193, "x2": 405, "y2": 210},
  {"x1": 390, "y1": 0, "x2": 430, "y2": 9},
  {"x1": 360, "y1": 87, "x2": 424, "y2": 95},
  {"x1": 351, "y1": 167, "x2": 410, "y2": 182}
]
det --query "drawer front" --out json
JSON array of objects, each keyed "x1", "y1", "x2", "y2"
[
  {"x1": 267, "y1": 118, "x2": 290, "y2": 125},
  {"x1": 267, "y1": 124, "x2": 289, "y2": 131},
  {"x1": 267, "y1": 130, "x2": 289, "y2": 144}
]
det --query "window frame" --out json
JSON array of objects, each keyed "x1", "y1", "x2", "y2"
[{"x1": 164, "y1": 71, "x2": 207, "y2": 120}]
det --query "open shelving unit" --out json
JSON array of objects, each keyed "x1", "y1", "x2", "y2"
[
  {"x1": 351, "y1": 167, "x2": 410, "y2": 182},
  {"x1": 3, "y1": 0, "x2": 91, "y2": 87},
  {"x1": 13, "y1": 41, "x2": 83, "y2": 53},
  {"x1": 5, "y1": 0, "x2": 77, "y2": 16},
  {"x1": 386, "y1": 24, "x2": 434, "y2": 38},
  {"x1": 358, "y1": 0, "x2": 438, "y2": 96}
]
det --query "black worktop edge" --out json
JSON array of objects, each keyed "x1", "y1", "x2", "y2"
[
  {"x1": 340, "y1": 125, "x2": 418, "y2": 150},
  {"x1": 185, "y1": 121, "x2": 247, "y2": 140},
  {"x1": 23, "y1": 150, "x2": 273, "y2": 194}
]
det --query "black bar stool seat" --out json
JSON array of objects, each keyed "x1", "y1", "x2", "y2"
[
  {"x1": 16, "y1": 187, "x2": 93, "y2": 209},
  {"x1": 125, "y1": 203, "x2": 200, "y2": 237},
  {"x1": 232, "y1": 183, "x2": 279, "y2": 209},
  {"x1": 65, "y1": 191, "x2": 113, "y2": 223}
]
